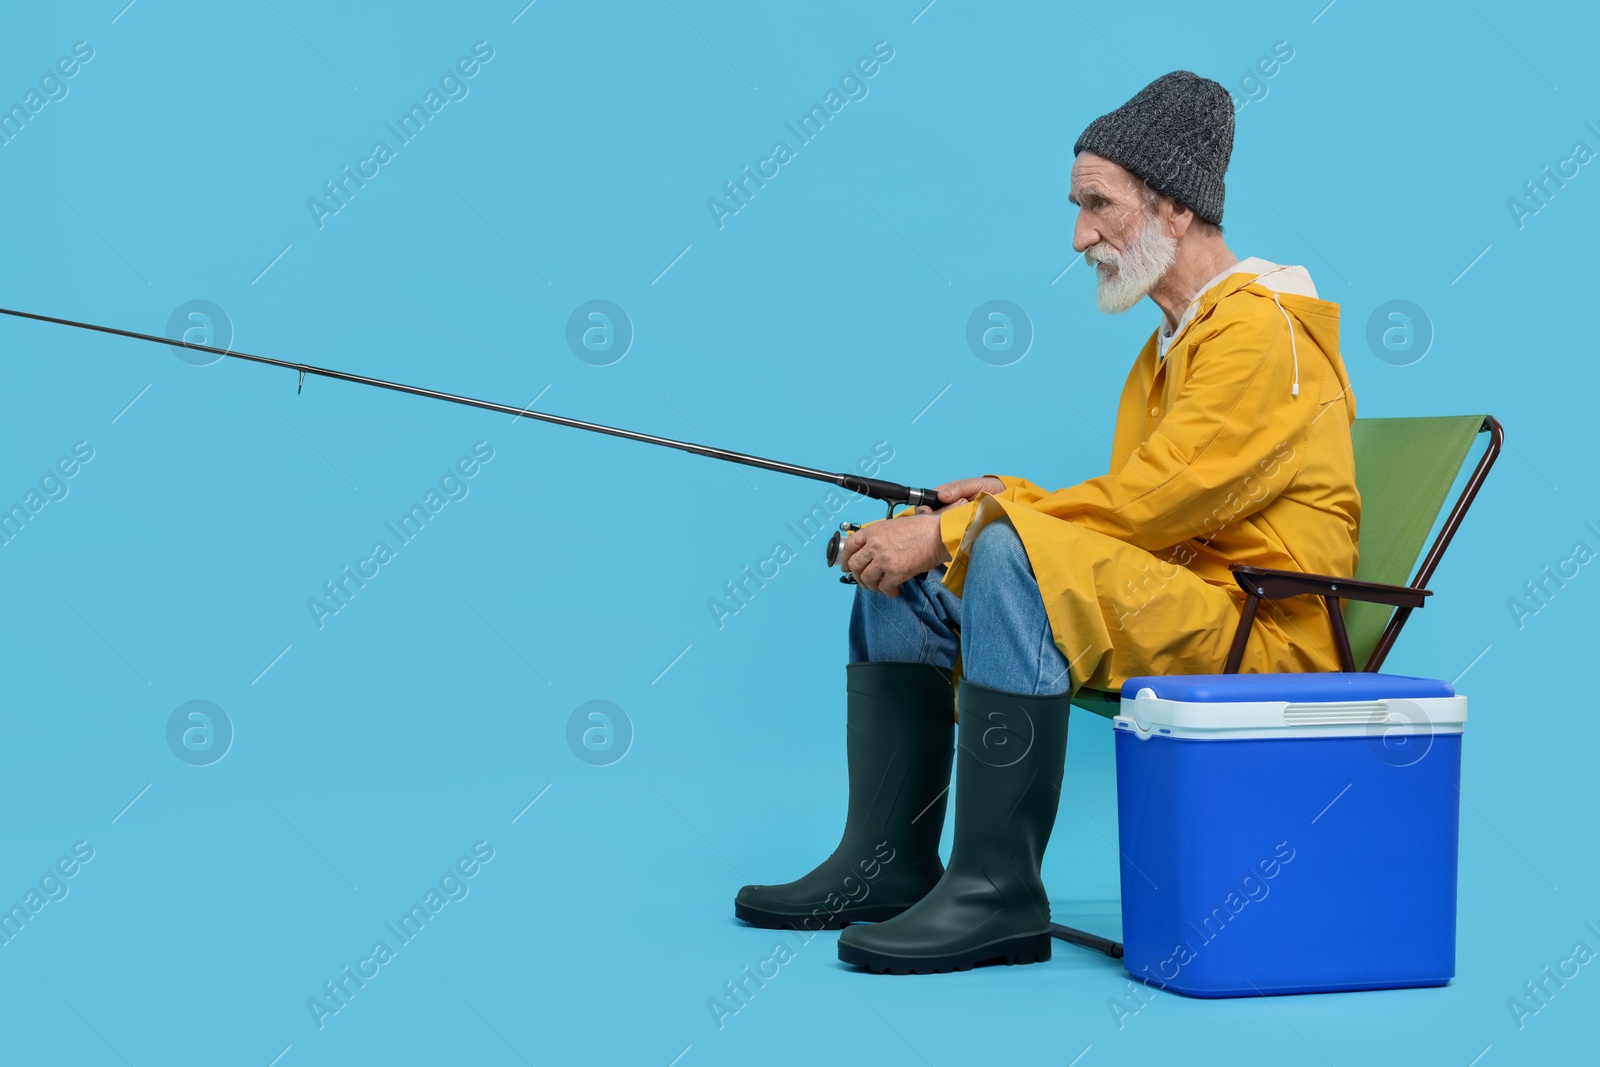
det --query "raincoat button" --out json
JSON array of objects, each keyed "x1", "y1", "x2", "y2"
[{"x1": 1149, "y1": 406, "x2": 1160, "y2": 417}]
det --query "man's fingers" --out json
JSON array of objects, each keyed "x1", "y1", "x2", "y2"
[
  {"x1": 838, "y1": 531, "x2": 865, "y2": 571},
  {"x1": 939, "y1": 478, "x2": 991, "y2": 503},
  {"x1": 935, "y1": 476, "x2": 1004, "y2": 504}
]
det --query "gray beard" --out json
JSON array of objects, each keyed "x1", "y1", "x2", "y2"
[{"x1": 1087, "y1": 213, "x2": 1179, "y2": 314}]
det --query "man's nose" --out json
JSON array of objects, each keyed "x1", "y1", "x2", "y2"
[{"x1": 1072, "y1": 212, "x2": 1098, "y2": 254}]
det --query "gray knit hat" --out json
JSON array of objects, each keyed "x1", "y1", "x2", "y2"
[{"x1": 1073, "y1": 71, "x2": 1234, "y2": 226}]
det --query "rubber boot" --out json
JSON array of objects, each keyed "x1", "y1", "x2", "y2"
[
  {"x1": 734, "y1": 662, "x2": 955, "y2": 931},
  {"x1": 837, "y1": 677, "x2": 1070, "y2": 973}
]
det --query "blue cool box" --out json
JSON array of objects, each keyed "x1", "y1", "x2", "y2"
[{"x1": 1112, "y1": 672, "x2": 1467, "y2": 998}]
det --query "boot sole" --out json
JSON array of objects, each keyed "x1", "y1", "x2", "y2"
[
  {"x1": 837, "y1": 931, "x2": 1052, "y2": 974},
  {"x1": 735, "y1": 901, "x2": 911, "y2": 930}
]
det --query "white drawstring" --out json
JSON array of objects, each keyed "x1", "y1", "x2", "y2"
[{"x1": 1272, "y1": 291, "x2": 1300, "y2": 398}]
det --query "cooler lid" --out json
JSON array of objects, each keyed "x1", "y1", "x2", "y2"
[
  {"x1": 1118, "y1": 672, "x2": 1455, "y2": 703},
  {"x1": 1115, "y1": 672, "x2": 1467, "y2": 740}
]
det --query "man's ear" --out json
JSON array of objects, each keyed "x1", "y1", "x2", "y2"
[{"x1": 1163, "y1": 197, "x2": 1196, "y2": 240}]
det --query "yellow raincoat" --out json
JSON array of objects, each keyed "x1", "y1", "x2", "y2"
[{"x1": 938, "y1": 269, "x2": 1360, "y2": 698}]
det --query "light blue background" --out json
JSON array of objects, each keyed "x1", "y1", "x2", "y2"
[{"x1": 1, "y1": 2, "x2": 1594, "y2": 1064}]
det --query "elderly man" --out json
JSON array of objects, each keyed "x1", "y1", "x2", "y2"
[{"x1": 734, "y1": 71, "x2": 1360, "y2": 974}]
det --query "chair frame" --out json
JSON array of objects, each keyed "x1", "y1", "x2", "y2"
[
  {"x1": 1052, "y1": 415, "x2": 1504, "y2": 961},
  {"x1": 1226, "y1": 415, "x2": 1504, "y2": 674}
]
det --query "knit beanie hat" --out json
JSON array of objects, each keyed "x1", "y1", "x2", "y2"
[{"x1": 1073, "y1": 71, "x2": 1234, "y2": 226}]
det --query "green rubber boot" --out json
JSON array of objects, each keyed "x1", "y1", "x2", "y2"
[
  {"x1": 734, "y1": 662, "x2": 955, "y2": 931},
  {"x1": 837, "y1": 677, "x2": 1070, "y2": 973}
]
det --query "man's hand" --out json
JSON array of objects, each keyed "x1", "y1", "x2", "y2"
[
  {"x1": 913, "y1": 476, "x2": 1007, "y2": 514},
  {"x1": 837, "y1": 513, "x2": 951, "y2": 596}
]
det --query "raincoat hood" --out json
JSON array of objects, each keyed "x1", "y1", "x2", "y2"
[{"x1": 1185, "y1": 266, "x2": 1354, "y2": 413}]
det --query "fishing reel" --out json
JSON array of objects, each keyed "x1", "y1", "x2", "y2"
[
  {"x1": 826, "y1": 478, "x2": 941, "y2": 584},
  {"x1": 828, "y1": 520, "x2": 897, "y2": 585}
]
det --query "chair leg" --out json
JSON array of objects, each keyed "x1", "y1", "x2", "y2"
[
  {"x1": 1049, "y1": 923, "x2": 1124, "y2": 959},
  {"x1": 1223, "y1": 593, "x2": 1260, "y2": 674},
  {"x1": 1321, "y1": 595, "x2": 1356, "y2": 672}
]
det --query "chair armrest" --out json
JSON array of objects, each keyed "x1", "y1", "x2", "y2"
[{"x1": 1229, "y1": 565, "x2": 1431, "y2": 609}]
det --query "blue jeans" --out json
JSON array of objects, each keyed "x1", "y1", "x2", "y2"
[{"x1": 847, "y1": 518, "x2": 1073, "y2": 696}]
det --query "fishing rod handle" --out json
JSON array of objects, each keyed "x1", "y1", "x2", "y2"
[{"x1": 837, "y1": 474, "x2": 940, "y2": 509}]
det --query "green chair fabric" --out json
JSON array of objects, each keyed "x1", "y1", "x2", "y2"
[
  {"x1": 1067, "y1": 414, "x2": 1489, "y2": 719},
  {"x1": 1341, "y1": 415, "x2": 1484, "y2": 671}
]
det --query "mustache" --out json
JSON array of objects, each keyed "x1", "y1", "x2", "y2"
[{"x1": 1085, "y1": 244, "x2": 1118, "y2": 266}]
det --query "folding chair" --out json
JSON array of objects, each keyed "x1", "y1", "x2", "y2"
[{"x1": 1053, "y1": 414, "x2": 1505, "y2": 959}]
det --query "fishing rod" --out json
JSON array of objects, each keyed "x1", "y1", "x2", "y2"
[{"x1": 0, "y1": 305, "x2": 934, "y2": 579}]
